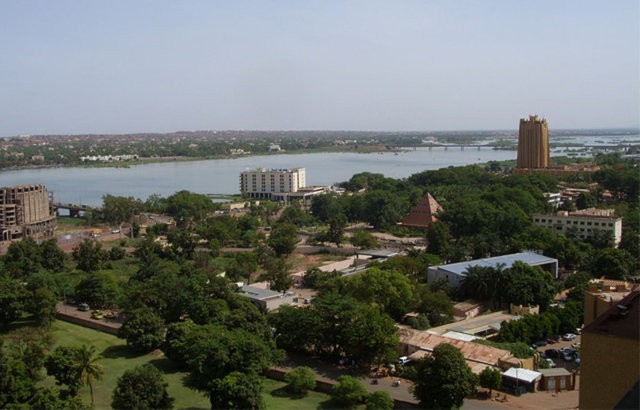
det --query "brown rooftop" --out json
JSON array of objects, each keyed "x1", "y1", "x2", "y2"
[
  {"x1": 398, "y1": 326, "x2": 511, "y2": 366},
  {"x1": 583, "y1": 290, "x2": 640, "y2": 341},
  {"x1": 400, "y1": 193, "x2": 442, "y2": 229}
]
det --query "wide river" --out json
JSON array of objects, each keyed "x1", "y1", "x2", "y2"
[
  {"x1": 1, "y1": 129, "x2": 638, "y2": 207},
  {"x1": 0, "y1": 148, "x2": 519, "y2": 206}
]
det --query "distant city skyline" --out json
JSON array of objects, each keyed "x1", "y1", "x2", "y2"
[{"x1": 1, "y1": 1, "x2": 638, "y2": 136}]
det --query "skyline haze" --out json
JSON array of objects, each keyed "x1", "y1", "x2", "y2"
[{"x1": 1, "y1": 1, "x2": 638, "y2": 136}]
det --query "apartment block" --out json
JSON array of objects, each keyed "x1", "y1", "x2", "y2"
[
  {"x1": 532, "y1": 208, "x2": 622, "y2": 247},
  {"x1": 0, "y1": 184, "x2": 56, "y2": 241}
]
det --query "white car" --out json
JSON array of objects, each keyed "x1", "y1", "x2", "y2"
[
  {"x1": 562, "y1": 333, "x2": 577, "y2": 341},
  {"x1": 545, "y1": 358, "x2": 556, "y2": 368},
  {"x1": 397, "y1": 356, "x2": 411, "y2": 365}
]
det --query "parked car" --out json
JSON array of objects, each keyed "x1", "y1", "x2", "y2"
[
  {"x1": 544, "y1": 349, "x2": 560, "y2": 358},
  {"x1": 574, "y1": 352, "x2": 581, "y2": 365},
  {"x1": 546, "y1": 338, "x2": 558, "y2": 344},
  {"x1": 397, "y1": 356, "x2": 411, "y2": 365},
  {"x1": 78, "y1": 303, "x2": 90, "y2": 311},
  {"x1": 562, "y1": 333, "x2": 577, "y2": 341},
  {"x1": 91, "y1": 310, "x2": 104, "y2": 320},
  {"x1": 545, "y1": 358, "x2": 557, "y2": 368},
  {"x1": 562, "y1": 348, "x2": 576, "y2": 362},
  {"x1": 534, "y1": 340, "x2": 548, "y2": 347}
]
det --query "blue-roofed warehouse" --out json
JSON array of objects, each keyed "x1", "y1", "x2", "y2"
[{"x1": 427, "y1": 252, "x2": 558, "y2": 288}]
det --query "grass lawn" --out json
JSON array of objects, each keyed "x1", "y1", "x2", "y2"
[{"x1": 50, "y1": 321, "x2": 340, "y2": 409}]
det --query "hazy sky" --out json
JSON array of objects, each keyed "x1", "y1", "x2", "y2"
[{"x1": 1, "y1": 1, "x2": 638, "y2": 136}]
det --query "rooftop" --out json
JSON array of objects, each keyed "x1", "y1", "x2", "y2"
[
  {"x1": 583, "y1": 290, "x2": 640, "y2": 341},
  {"x1": 398, "y1": 326, "x2": 511, "y2": 367},
  {"x1": 433, "y1": 252, "x2": 557, "y2": 277},
  {"x1": 240, "y1": 285, "x2": 284, "y2": 301},
  {"x1": 503, "y1": 367, "x2": 542, "y2": 383},
  {"x1": 538, "y1": 368, "x2": 572, "y2": 377}
]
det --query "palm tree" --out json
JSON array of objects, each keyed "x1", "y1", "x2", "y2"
[{"x1": 75, "y1": 345, "x2": 104, "y2": 407}]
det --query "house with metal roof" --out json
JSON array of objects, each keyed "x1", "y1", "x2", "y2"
[
  {"x1": 239, "y1": 285, "x2": 295, "y2": 311},
  {"x1": 427, "y1": 252, "x2": 558, "y2": 288}
]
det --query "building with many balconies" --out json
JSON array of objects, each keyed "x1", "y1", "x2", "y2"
[{"x1": 0, "y1": 184, "x2": 56, "y2": 242}]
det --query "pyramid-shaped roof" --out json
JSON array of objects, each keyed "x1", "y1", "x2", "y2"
[{"x1": 400, "y1": 193, "x2": 442, "y2": 229}]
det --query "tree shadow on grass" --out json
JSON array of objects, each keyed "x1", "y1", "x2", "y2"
[
  {"x1": 270, "y1": 386, "x2": 307, "y2": 400},
  {"x1": 316, "y1": 398, "x2": 354, "y2": 409},
  {"x1": 148, "y1": 357, "x2": 187, "y2": 375},
  {"x1": 100, "y1": 344, "x2": 144, "y2": 359}
]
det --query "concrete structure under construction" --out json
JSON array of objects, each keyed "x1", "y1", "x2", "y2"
[
  {"x1": 532, "y1": 208, "x2": 623, "y2": 247},
  {"x1": 517, "y1": 115, "x2": 549, "y2": 169},
  {"x1": 0, "y1": 184, "x2": 56, "y2": 241}
]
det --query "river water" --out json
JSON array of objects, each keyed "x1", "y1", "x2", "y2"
[{"x1": 0, "y1": 130, "x2": 637, "y2": 206}]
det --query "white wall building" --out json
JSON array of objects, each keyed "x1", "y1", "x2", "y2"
[
  {"x1": 240, "y1": 167, "x2": 306, "y2": 200},
  {"x1": 532, "y1": 208, "x2": 623, "y2": 247}
]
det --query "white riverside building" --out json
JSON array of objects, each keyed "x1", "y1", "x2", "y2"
[
  {"x1": 532, "y1": 208, "x2": 623, "y2": 247},
  {"x1": 239, "y1": 167, "x2": 327, "y2": 202}
]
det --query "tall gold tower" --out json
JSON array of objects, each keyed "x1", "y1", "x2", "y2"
[{"x1": 517, "y1": 115, "x2": 549, "y2": 169}]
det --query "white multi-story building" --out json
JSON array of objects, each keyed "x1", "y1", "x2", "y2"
[
  {"x1": 532, "y1": 208, "x2": 623, "y2": 247},
  {"x1": 240, "y1": 167, "x2": 306, "y2": 200}
]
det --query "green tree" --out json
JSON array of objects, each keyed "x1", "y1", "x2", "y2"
[
  {"x1": 267, "y1": 223, "x2": 299, "y2": 257},
  {"x1": 38, "y1": 239, "x2": 66, "y2": 272},
  {"x1": 3, "y1": 237, "x2": 41, "y2": 277},
  {"x1": 76, "y1": 345, "x2": 104, "y2": 407},
  {"x1": 0, "y1": 340, "x2": 37, "y2": 407},
  {"x1": 331, "y1": 375, "x2": 368, "y2": 406},
  {"x1": 590, "y1": 248, "x2": 636, "y2": 280},
  {"x1": 101, "y1": 195, "x2": 142, "y2": 225},
  {"x1": 413, "y1": 344, "x2": 478, "y2": 409},
  {"x1": 45, "y1": 346, "x2": 84, "y2": 396},
  {"x1": 365, "y1": 390, "x2": 394, "y2": 410},
  {"x1": 284, "y1": 366, "x2": 316, "y2": 396},
  {"x1": 327, "y1": 214, "x2": 347, "y2": 247},
  {"x1": 414, "y1": 286, "x2": 454, "y2": 327},
  {"x1": 344, "y1": 267, "x2": 414, "y2": 319},
  {"x1": 166, "y1": 190, "x2": 215, "y2": 226},
  {"x1": 426, "y1": 221, "x2": 453, "y2": 259},
  {"x1": 268, "y1": 305, "x2": 324, "y2": 354},
  {"x1": 74, "y1": 273, "x2": 121, "y2": 309},
  {"x1": 260, "y1": 257, "x2": 293, "y2": 293},
  {"x1": 28, "y1": 287, "x2": 57, "y2": 327},
  {"x1": 349, "y1": 229, "x2": 378, "y2": 249},
  {"x1": 112, "y1": 364, "x2": 174, "y2": 410},
  {"x1": 0, "y1": 274, "x2": 28, "y2": 329},
  {"x1": 72, "y1": 239, "x2": 107, "y2": 272},
  {"x1": 118, "y1": 308, "x2": 165, "y2": 353},
  {"x1": 575, "y1": 192, "x2": 595, "y2": 210},
  {"x1": 208, "y1": 371, "x2": 265, "y2": 410},
  {"x1": 478, "y1": 367, "x2": 502, "y2": 396}
]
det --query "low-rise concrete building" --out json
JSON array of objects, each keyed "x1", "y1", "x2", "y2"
[
  {"x1": 397, "y1": 326, "x2": 520, "y2": 374},
  {"x1": 538, "y1": 368, "x2": 575, "y2": 391},
  {"x1": 239, "y1": 285, "x2": 295, "y2": 311},
  {"x1": 532, "y1": 208, "x2": 622, "y2": 247},
  {"x1": 427, "y1": 252, "x2": 558, "y2": 289}
]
